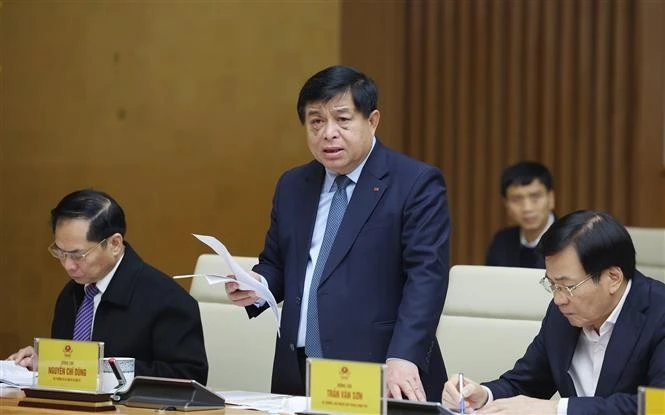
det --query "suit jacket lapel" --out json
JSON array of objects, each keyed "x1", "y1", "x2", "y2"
[
  {"x1": 559, "y1": 322, "x2": 581, "y2": 397},
  {"x1": 595, "y1": 274, "x2": 647, "y2": 396},
  {"x1": 295, "y1": 162, "x2": 326, "y2": 297},
  {"x1": 101, "y1": 244, "x2": 141, "y2": 307},
  {"x1": 509, "y1": 228, "x2": 522, "y2": 266},
  {"x1": 319, "y1": 143, "x2": 389, "y2": 286},
  {"x1": 92, "y1": 244, "x2": 141, "y2": 337}
]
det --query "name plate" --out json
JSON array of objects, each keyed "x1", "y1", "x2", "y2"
[
  {"x1": 35, "y1": 338, "x2": 104, "y2": 392},
  {"x1": 307, "y1": 358, "x2": 385, "y2": 414},
  {"x1": 639, "y1": 386, "x2": 665, "y2": 415}
]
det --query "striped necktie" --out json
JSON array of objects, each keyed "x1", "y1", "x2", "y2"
[
  {"x1": 305, "y1": 175, "x2": 352, "y2": 357},
  {"x1": 73, "y1": 284, "x2": 99, "y2": 341}
]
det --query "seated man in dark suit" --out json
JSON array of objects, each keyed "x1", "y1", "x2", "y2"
[
  {"x1": 443, "y1": 210, "x2": 665, "y2": 415},
  {"x1": 8, "y1": 189, "x2": 208, "y2": 384},
  {"x1": 486, "y1": 161, "x2": 555, "y2": 268}
]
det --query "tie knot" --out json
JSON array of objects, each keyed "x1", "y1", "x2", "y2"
[
  {"x1": 84, "y1": 284, "x2": 99, "y2": 299},
  {"x1": 334, "y1": 175, "x2": 351, "y2": 191}
]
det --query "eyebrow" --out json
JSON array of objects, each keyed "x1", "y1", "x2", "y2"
[
  {"x1": 305, "y1": 109, "x2": 323, "y2": 117},
  {"x1": 330, "y1": 107, "x2": 353, "y2": 114},
  {"x1": 53, "y1": 244, "x2": 85, "y2": 254},
  {"x1": 545, "y1": 274, "x2": 573, "y2": 282},
  {"x1": 305, "y1": 107, "x2": 353, "y2": 117}
]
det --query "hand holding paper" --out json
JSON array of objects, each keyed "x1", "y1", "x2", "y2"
[
  {"x1": 173, "y1": 273, "x2": 251, "y2": 289},
  {"x1": 191, "y1": 234, "x2": 281, "y2": 336},
  {"x1": 224, "y1": 273, "x2": 262, "y2": 307},
  {"x1": 6, "y1": 346, "x2": 34, "y2": 371},
  {"x1": 0, "y1": 360, "x2": 34, "y2": 387}
]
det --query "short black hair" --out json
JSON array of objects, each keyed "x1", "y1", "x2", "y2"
[
  {"x1": 500, "y1": 161, "x2": 553, "y2": 197},
  {"x1": 296, "y1": 65, "x2": 378, "y2": 124},
  {"x1": 51, "y1": 189, "x2": 126, "y2": 242},
  {"x1": 539, "y1": 210, "x2": 636, "y2": 281}
]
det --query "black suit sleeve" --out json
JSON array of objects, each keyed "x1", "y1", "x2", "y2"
[{"x1": 133, "y1": 288, "x2": 208, "y2": 384}]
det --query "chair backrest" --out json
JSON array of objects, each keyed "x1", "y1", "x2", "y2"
[
  {"x1": 190, "y1": 254, "x2": 277, "y2": 392},
  {"x1": 626, "y1": 227, "x2": 665, "y2": 282},
  {"x1": 190, "y1": 254, "x2": 258, "y2": 303},
  {"x1": 437, "y1": 265, "x2": 551, "y2": 383}
]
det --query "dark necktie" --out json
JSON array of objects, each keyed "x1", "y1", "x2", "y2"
[
  {"x1": 305, "y1": 175, "x2": 352, "y2": 357},
  {"x1": 73, "y1": 284, "x2": 99, "y2": 341}
]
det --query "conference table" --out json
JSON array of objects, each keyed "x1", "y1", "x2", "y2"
[{"x1": 0, "y1": 388, "x2": 271, "y2": 414}]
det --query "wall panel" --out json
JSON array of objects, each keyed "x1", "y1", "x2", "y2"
[
  {"x1": 342, "y1": 0, "x2": 664, "y2": 266},
  {"x1": 0, "y1": 1, "x2": 340, "y2": 357}
]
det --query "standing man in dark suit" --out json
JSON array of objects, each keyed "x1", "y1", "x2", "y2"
[
  {"x1": 443, "y1": 210, "x2": 665, "y2": 415},
  {"x1": 485, "y1": 161, "x2": 555, "y2": 268},
  {"x1": 226, "y1": 65, "x2": 450, "y2": 401},
  {"x1": 8, "y1": 189, "x2": 208, "y2": 384}
]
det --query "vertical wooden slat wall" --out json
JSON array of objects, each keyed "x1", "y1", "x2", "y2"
[{"x1": 343, "y1": 0, "x2": 648, "y2": 266}]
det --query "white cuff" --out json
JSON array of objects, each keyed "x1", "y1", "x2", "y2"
[
  {"x1": 252, "y1": 275, "x2": 269, "y2": 307},
  {"x1": 480, "y1": 385, "x2": 494, "y2": 406}
]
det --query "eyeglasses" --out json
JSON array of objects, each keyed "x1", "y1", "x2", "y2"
[
  {"x1": 48, "y1": 239, "x2": 107, "y2": 262},
  {"x1": 539, "y1": 274, "x2": 593, "y2": 297}
]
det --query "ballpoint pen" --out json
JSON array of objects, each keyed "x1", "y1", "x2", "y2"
[
  {"x1": 108, "y1": 358, "x2": 127, "y2": 392},
  {"x1": 458, "y1": 373, "x2": 465, "y2": 414}
]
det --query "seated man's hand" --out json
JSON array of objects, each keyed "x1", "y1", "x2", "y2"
[
  {"x1": 224, "y1": 271, "x2": 261, "y2": 307},
  {"x1": 8, "y1": 346, "x2": 35, "y2": 370},
  {"x1": 478, "y1": 395, "x2": 557, "y2": 415},
  {"x1": 442, "y1": 374, "x2": 487, "y2": 412},
  {"x1": 386, "y1": 359, "x2": 426, "y2": 402}
]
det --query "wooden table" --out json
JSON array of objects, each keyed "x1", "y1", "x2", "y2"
[{"x1": 0, "y1": 388, "x2": 265, "y2": 414}]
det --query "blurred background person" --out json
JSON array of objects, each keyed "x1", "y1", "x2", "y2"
[{"x1": 486, "y1": 161, "x2": 555, "y2": 268}]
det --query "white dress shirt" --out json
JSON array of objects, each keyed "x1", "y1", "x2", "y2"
[
  {"x1": 84, "y1": 252, "x2": 124, "y2": 332},
  {"x1": 482, "y1": 278, "x2": 632, "y2": 415},
  {"x1": 520, "y1": 213, "x2": 555, "y2": 248},
  {"x1": 557, "y1": 278, "x2": 632, "y2": 414}
]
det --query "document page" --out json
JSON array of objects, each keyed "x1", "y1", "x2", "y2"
[
  {"x1": 0, "y1": 360, "x2": 34, "y2": 387},
  {"x1": 220, "y1": 390, "x2": 307, "y2": 413},
  {"x1": 191, "y1": 234, "x2": 281, "y2": 336}
]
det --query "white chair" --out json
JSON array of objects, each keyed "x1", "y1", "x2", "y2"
[
  {"x1": 626, "y1": 227, "x2": 665, "y2": 282},
  {"x1": 437, "y1": 265, "x2": 551, "y2": 383},
  {"x1": 190, "y1": 254, "x2": 278, "y2": 392}
]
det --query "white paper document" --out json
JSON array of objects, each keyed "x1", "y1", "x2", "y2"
[
  {"x1": 219, "y1": 390, "x2": 308, "y2": 414},
  {"x1": 191, "y1": 234, "x2": 281, "y2": 336},
  {"x1": 173, "y1": 273, "x2": 238, "y2": 286},
  {"x1": 0, "y1": 360, "x2": 34, "y2": 387}
]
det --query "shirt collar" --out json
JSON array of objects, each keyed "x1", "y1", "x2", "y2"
[
  {"x1": 86, "y1": 252, "x2": 125, "y2": 294},
  {"x1": 520, "y1": 213, "x2": 555, "y2": 248},
  {"x1": 323, "y1": 136, "x2": 376, "y2": 191},
  {"x1": 584, "y1": 278, "x2": 632, "y2": 337}
]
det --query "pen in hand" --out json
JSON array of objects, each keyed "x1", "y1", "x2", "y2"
[{"x1": 458, "y1": 373, "x2": 465, "y2": 413}]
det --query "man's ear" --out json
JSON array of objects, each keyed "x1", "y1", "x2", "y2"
[
  {"x1": 108, "y1": 233, "x2": 124, "y2": 255},
  {"x1": 607, "y1": 266, "x2": 625, "y2": 294},
  {"x1": 368, "y1": 109, "x2": 380, "y2": 132},
  {"x1": 547, "y1": 190, "x2": 555, "y2": 211}
]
